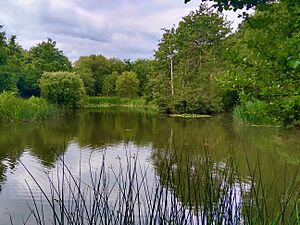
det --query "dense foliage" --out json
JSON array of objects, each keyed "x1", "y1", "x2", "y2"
[
  {"x1": 116, "y1": 71, "x2": 140, "y2": 97},
  {"x1": 74, "y1": 55, "x2": 126, "y2": 96},
  {"x1": 40, "y1": 72, "x2": 86, "y2": 108},
  {"x1": 19, "y1": 38, "x2": 72, "y2": 97},
  {"x1": 0, "y1": 29, "x2": 24, "y2": 93},
  {"x1": 219, "y1": 1, "x2": 300, "y2": 125},
  {"x1": 102, "y1": 71, "x2": 119, "y2": 96},
  {"x1": 150, "y1": 5, "x2": 230, "y2": 114},
  {"x1": 0, "y1": 30, "x2": 72, "y2": 98}
]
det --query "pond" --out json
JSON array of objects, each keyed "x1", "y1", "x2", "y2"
[{"x1": 0, "y1": 108, "x2": 299, "y2": 224}]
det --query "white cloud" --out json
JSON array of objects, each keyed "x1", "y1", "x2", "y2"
[{"x1": 0, "y1": 0, "x2": 241, "y2": 61}]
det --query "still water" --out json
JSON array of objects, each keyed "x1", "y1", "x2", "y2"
[{"x1": 0, "y1": 108, "x2": 299, "y2": 224}]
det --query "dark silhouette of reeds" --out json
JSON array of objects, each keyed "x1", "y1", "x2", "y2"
[{"x1": 13, "y1": 148, "x2": 300, "y2": 225}]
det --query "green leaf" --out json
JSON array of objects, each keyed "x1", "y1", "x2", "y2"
[{"x1": 287, "y1": 59, "x2": 300, "y2": 69}]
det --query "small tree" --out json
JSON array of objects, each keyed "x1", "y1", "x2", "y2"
[
  {"x1": 40, "y1": 72, "x2": 86, "y2": 108},
  {"x1": 116, "y1": 71, "x2": 140, "y2": 97}
]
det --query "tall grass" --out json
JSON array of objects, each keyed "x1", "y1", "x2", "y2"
[
  {"x1": 86, "y1": 96, "x2": 156, "y2": 109},
  {"x1": 233, "y1": 100, "x2": 279, "y2": 126},
  {"x1": 15, "y1": 148, "x2": 300, "y2": 225},
  {"x1": 0, "y1": 92, "x2": 60, "y2": 123}
]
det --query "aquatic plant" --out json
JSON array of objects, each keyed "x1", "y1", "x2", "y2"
[
  {"x1": 15, "y1": 148, "x2": 300, "y2": 225},
  {"x1": 233, "y1": 100, "x2": 279, "y2": 126},
  {"x1": 0, "y1": 92, "x2": 59, "y2": 123}
]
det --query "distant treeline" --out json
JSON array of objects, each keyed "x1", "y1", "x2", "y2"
[{"x1": 0, "y1": 1, "x2": 299, "y2": 125}]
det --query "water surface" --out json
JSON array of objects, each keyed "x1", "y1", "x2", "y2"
[{"x1": 0, "y1": 108, "x2": 299, "y2": 224}]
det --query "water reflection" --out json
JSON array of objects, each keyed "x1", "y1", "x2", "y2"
[{"x1": 0, "y1": 108, "x2": 299, "y2": 224}]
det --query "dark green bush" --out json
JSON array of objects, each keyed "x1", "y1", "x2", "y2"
[
  {"x1": 271, "y1": 96, "x2": 300, "y2": 126},
  {"x1": 40, "y1": 72, "x2": 86, "y2": 108},
  {"x1": 170, "y1": 94, "x2": 223, "y2": 115}
]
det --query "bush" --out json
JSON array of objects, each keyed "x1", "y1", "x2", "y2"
[
  {"x1": 270, "y1": 96, "x2": 300, "y2": 126},
  {"x1": 40, "y1": 72, "x2": 86, "y2": 108},
  {"x1": 173, "y1": 95, "x2": 223, "y2": 115},
  {"x1": 0, "y1": 92, "x2": 57, "y2": 122},
  {"x1": 116, "y1": 71, "x2": 140, "y2": 97}
]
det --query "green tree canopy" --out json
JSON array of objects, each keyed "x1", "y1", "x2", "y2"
[
  {"x1": 152, "y1": 4, "x2": 230, "y2": 114},
  {"x1": 131, "y1": 59, "x2": 154, "y2": 97},
  {"x1": 103, "y1": 71, "x2": 119, "y2": 96},
  {"x1": 218, "y1": 1, "x2": 300, "y2": 124},
  {"x1": 116, "y1": 71, "x2": 140, "y2": 97},
  {"x1": 74, "y1": 55, "x2": 126, "y2": 96},
  {"x1": 0, "y1": 27, "x2": 24, "y2": 93},
  {"x1": 19, "y1": 38, "x2": 72, "y2": 97}
]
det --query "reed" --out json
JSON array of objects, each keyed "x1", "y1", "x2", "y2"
[
  {"x1": 85, "y1": 96, "x2": 156, "y2": 109},
  {"x1": 0, "y1": 92, "x2": 60, "y2": 123},
  {"x1": 15, "y1": 148, "x2": 300, "y2": 225},
  {"x1": 233, "y1": 100, "x2": 279, "y2": 126}
]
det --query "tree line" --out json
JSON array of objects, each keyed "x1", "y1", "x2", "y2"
[{"x1": 0, "y1": 0, "x2": 299, "y2": 125}]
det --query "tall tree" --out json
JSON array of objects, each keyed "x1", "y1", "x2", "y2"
[
  {"x1": 152, "y1": 4, "x2": 230, "y2": 114},
  {"x1": 103, "y1": 71, "x2": 119, "y2": 96}
]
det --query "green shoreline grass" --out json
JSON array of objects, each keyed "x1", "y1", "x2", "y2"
[
  {"x1": 85, "y1": 96, "x2": 157, "y2": 109},
  {"x1": 0, "y1": 92, "x2": 60, "y2": 123},
  {"x1": 170, "y1": 113, "x2": 212, "y2": 118}
]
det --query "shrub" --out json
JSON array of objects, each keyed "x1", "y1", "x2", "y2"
[
  {"x1": 271, "y1": 96, "x2": 300, "y2": 126},
  {"x1": 116, "y1": 71, "x2": 140, "y2": 97},
  {"x1": 40, "y1": 72, "x2": 86, "y2": 108}
]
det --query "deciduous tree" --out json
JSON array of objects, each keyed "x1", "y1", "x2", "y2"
[{"x1": 116, "y1": 71, "x2": 140, "y2": 97}]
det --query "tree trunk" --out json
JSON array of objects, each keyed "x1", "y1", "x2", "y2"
[{"x1": 170, "y1": 56, "x2": 174, "y2": 96}]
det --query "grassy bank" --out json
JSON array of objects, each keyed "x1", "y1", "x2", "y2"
[
  {"x1": 0, "y1": 92, "x2": 60, "y2": 123},
  {"x1": 85, "y1": 96, "x2": 157, "y2": 109}
]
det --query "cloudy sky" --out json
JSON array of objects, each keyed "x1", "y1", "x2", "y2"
[{"x1": 0, "y1": 0, "x2": 242, "y2": 61}]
